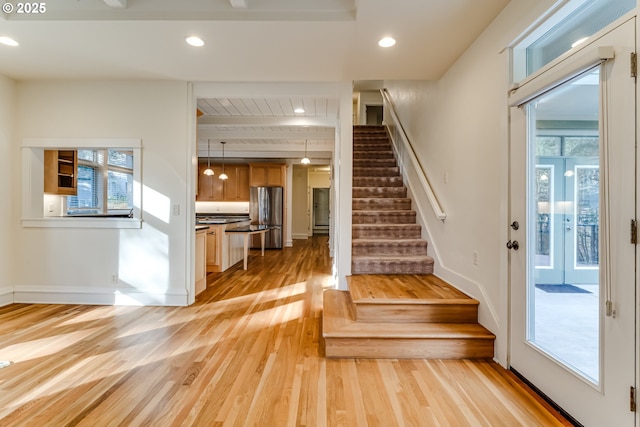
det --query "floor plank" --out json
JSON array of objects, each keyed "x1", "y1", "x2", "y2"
[{"x1": 0, "y1": 236, "x2": 569, "y2": 426}]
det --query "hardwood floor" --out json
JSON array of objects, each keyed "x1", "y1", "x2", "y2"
[{"x1": 0, "y1": 236, "x2": 569, "y2": 426}]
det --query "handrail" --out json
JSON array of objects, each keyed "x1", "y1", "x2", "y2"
[{"x1": 380, "y1": 89, "x2": 446, "y2": 221}]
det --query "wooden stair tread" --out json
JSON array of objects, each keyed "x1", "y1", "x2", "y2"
[
  {"x1": 323, "y1": 290, "x2": 494, "y2": 339},
  {"x1": 348, "y1": 274, "x2": 473, "y2": 302}
]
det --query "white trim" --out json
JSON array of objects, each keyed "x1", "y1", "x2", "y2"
[
  {"x1": 0, "y1": 287, "x2": 13, "y2": 307},
  {"x1": 22, "y1": 137, "x2": 141, "y2": 149},
  {"x1": 21, "y1": 217, "x2": 141, "y2": 229},
  {"x1": 292, "y1": 233, "x2": 309, "y2": 240},
  {"x1": 13, "y1": 285, "x2": 188, "y2": 306}
]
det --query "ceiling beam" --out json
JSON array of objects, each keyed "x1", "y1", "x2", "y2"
[
  {"x1": 196, "y1": 129, "x2": 335, "y2": 140},
  {"x1": 103, "y1": 0, "x2": 128, "y2": 9},
  {"x1": 197, "y1": 116, "x2": 336, "y2": 127}
]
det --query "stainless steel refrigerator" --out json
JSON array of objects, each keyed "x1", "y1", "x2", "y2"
[{"x1": 250, "y1": 186, "x2": 283, "y2": 249}]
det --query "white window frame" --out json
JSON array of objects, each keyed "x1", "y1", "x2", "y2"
[{"x1": 21, "y1": 138, "x2": 142, "y2": 229}]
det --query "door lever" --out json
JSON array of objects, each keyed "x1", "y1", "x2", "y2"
[{"x1": 506, "y1": 240, "x2": 519, "y2": 250}]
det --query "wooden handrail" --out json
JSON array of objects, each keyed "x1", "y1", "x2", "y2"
[{"x1": 381, "y1": 89, "x2": 446, "y2": 221}]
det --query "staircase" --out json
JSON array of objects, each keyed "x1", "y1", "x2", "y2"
[
  {"x1": 351, "y1": 125, "x2": 434, "y2": 274},
  {"x1": 322, "y1": 125, "x2": 495, "y2": 359}
]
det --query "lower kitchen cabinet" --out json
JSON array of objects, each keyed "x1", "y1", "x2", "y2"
[
  {"x1": 206, "y1": 226, "x2": 222, "y2": 272},
  {"x1": 195, "y1": 228, "x2": 207, "y2": 295}
]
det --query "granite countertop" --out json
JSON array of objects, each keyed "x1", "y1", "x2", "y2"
[
  {"x1": 195, "y1": 214, "x2": 251, "y2": 225},
  {"x1": 225, "y1": 225, "x2": 270, "y2": 233},
  {"x1": 195, "y1": 225, "x2": 210, "y2": 232}
]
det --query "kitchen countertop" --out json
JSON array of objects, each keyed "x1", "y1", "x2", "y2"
[
  {"x1": 225, "y1": 225, "x2": 270, "y2": 233},
  {"x1": 195, "y1": 225, "x2": 210, "y2": 232},
  {"x1": 196, "y1": 214, "x2": 251, "y2": 225}
]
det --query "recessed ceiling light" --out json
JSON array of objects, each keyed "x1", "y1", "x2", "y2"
[
  {"x1": 378, "y1": 37, "x2": 396, "y2": 48},
  {"x1": 0, "y1": 36, "x2": 19, "y2": 47},
  {"x1": 185, "y1": 36, "x2": 205, "y2": 47},
  {"x1": 294, "y1": 108, "x2": 305, "y2": 114}
]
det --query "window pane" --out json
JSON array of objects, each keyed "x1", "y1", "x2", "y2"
[
  {"x1": 108, "y1": 170, "x2": 133, "y2": 210},
  {"x1": 564, "y1": 136, "x2": 599, "y2": 156},
  {"x1": 108, "y1": 150, "x2": 133, "y2": 169},
  {"x1": 526, "y1": 0, "x2": 634, "y2": 76},
  {"x1": 67, "y1": 165, "x2": 102, "y2": 214},
  {"x1": 536, "y1": 136, "x2": 562, "y2": 156},
  {"x1": 78, "y1": 149, "x2": 97, "y2": 162}
]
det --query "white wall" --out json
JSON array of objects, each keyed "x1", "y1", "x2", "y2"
[
  {"x1": 291, "y1": 165, "x2": 309, "y2": 239},
  {"x1": 384, "y1": 0, "x2": 557, "y2": 365},
  {"x1": 13, "y1": 80, "x2": 192, "y2": 306},
  {"x1": 0, "y1": 75, "x2": 16, "y2": 305}
]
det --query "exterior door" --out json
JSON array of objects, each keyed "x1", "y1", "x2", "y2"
[
  {"x1": 536, "y1": 156, "x2": 599, "y2": 286},
  {"x1": 509, "y1": 18, "x2": 636, "y2": 426}
]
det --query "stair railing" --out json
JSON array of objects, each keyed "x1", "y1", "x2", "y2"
[{"x1": 380, "y1": 89, "x2": 446, "y2": 221}]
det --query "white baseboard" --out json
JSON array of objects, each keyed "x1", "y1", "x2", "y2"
[
  {"x1": 0, "y1": 287, "x2": 14, "y2": 307},
  {"x1": 292, "y1": 233, "x2": 309, "y2": 240},
  {"x1": 12, "y1": 285, "x2": 189, "y2": 306}
]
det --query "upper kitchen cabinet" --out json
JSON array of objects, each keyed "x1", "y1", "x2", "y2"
[
  {"x1": 249, "y1": 163, "x2": 286, "y2": 187},
  {"x1": 44, "y1": 149, "x2": 78, "y2": 195},
  {"x1": 197, "y1": 163, "x2": 224, "y2": 201},
  {"x1": 197, "y1": 163, "x2": 250, "y2": 201},
  {"x1": 224, "y1": 165, "x2": 250, "y2": 201}
]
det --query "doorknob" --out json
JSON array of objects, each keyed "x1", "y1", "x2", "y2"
[
  {"x1": 506, "y1": 240, "x2": 519, "y2": 250},
  {"x1": 510, "y1": 221, "x2": 519, "y2": 230}
]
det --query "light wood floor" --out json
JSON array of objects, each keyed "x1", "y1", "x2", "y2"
[{"x1": 0, "y1": 236, "x2": 570, "y2": 426}]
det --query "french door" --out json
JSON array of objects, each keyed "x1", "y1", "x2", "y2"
[{"x1": 509, "y1": 18, "x2": 636, "y2": 426}]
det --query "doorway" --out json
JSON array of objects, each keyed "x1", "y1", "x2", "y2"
[
  {"x1": 365, "y1": 105, "x2": 383, "y2": 125},
  {"x1": 508, "y1": 18, "x2": 636, "y2": 426},
  {"x1": 312, "y1": 188, "x2": 330, "y2": 235}
]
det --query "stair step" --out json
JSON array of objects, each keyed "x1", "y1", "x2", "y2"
[
  {"x1": 353, "y1": 197, "x2": 411, "y2": 210},
  {"x1": 352, "y1": 239, "x2": 428, "y2": 256},
  {"x1": 352, "y1": 142, "x2": 391, "y2": 149},
  {"x1": 352, "y1": 255, "x2": 434, "y2": 274},
  {"x1": 353, "y1": 176, "x2": 404, "y2": 187},
  {"x1": 353, "y1": 224, "x2": 421, "y2": 239},
  {"x1": 353, "y1": 150, "x2": 395, "y2": 160},
  {"x1": 353, "y1": 158, "x2": 397, "y2": 168},
  {"x1": 352, "y1": 210, "x2": 416, "y2": 224},
  {"x1": 347, "y1": 274, "x2": 479, "y2": 323},
  {"x1": 353, "y1": 167, "x2": 399, "y2": 177},
  {"x1": 353, "y1": 186, "x2": 407, "y2": 198},
  {"x1": 323, "y1": 290, "x2": 495, "y2": 359}
]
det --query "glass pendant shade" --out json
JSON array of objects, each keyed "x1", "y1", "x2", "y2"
[
  {"x1": 203, "y1": 140, "x2": 214, "y2": 176},
  {"x1": 219, "y1": 141, "x2": 228, "y2": 180},
  {"x1": 301, "y1": 139, "x2": 310, "y2": 164}
]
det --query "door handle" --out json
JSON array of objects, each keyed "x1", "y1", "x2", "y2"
[{"x1": 506, "y1": 240, "x2": 519, "y2": 250}]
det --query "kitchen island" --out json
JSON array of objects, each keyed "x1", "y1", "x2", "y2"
[
  {"x1": 196, "y1": 215, "x2": 251, "y2": 273},
  {"x1": 225, "y1": 225, "x2": 270, "y2": 270}
]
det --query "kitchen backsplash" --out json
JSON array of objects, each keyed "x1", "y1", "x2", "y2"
[{"x1": 196, "y1": 201, "x2": 250, "y2": 214}]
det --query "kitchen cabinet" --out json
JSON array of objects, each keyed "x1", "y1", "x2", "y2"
[
  {"x1": 197, "y1": 164, "x2": 250, "y2": 201},
  {"x1": 197, "y1": 164, "x2": 224, "y2": 201},
  {"x1": 44, "y1": 150, "x2": 78, "y2": 195},
  {"x1": 195, "y1": 228, "x2": 208, "y2": 295},
  {"x1": 249, "y1": 163, "x2": 285, "y2": 187},
  {"x1": 224, "y1": 165, "x2": 250, "y2": 201},
  {"x1": 206, "y1": 226, "x2": 222, "y2": 272}
]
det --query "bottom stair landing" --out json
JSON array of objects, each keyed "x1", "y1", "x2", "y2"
[{"x1": 323, "y1": 274, "x2": 495, "y2": 359}]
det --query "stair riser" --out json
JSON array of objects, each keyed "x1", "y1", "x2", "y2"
[
  {"x1": 353, "y1": 151, "x2": 395, "y2": 160},
  {"x1": 353, "y1": 187, "x2": 407, "y2": 198},
  {"x1": 353, "y1": 167, "x2": 399, "y2": 177},
  {"x1": 355, "y1": 304, "x2": 479, "y2": 323},
  {"x1": 353, "y1": 213, "x2": 416, "y2": 224},
  {"x1": 352, "y1": 245, "x2": 428, "y2": 256},
  {"x1": 353, "y1": 160, "x2": 397, "y2": 168},
  {"x1": 353, "y1": 143, "x2": 391, "y2": 151},
  {"x1": 324, "y1": 337, "x2": 495, "y2": 359},
  {"x1": 351, "y1": 262, "x2": 433, "y2": 275},
  {"x1": 353, "y1": 227, "x2": 421, "y2": 239},
  {"x1": 353, "y1": 199, "x2": 411, "y2": 210},
  {"x1": 353, "y1": 177, "x2": 404, "y2": 187}
]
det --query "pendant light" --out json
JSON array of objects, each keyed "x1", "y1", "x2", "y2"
[
  {"x1": 219, "y1": 141, "x2": 228, "y2": 180},
  {"x1": 203, "y1": 140, "x2": 214, "y2": 176},
  {"x1": 301, "y1": 139, "x2": 311, "y2": 165}
]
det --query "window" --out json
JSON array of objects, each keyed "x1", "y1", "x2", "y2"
[
  {"x1": 512, "y1": 0, "x2": 635, "y2": 81},
  {"x1": 21, "y1": 137, "x2": 141, "y2": 229},
  {"x1": 67, "y1": 149, "x2": 134, "y2": 216}
]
